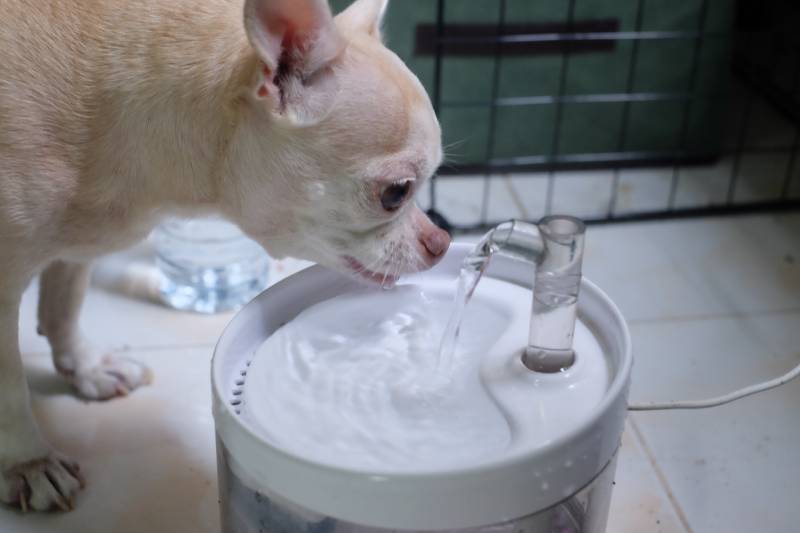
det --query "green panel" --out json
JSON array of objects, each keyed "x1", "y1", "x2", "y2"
[
  {"x1": 574, "y1": 0, "x2": 639, "y2": 32},
  {"x1": 330, "y1": 0, "x2": 734, "y2": 165},
  {"x1": 694, "y1": 36, "x2": 734, "y2": 95},
  {"x1": 624, "y1": 101, "x2": 685, "y2": 152},
  {"x1": 642, "y1": 0, "x2": 703, "y2": 31},
  {"x1": 633, "y1": 39, "x2": 695, "y2": 93},
  {"x1": 565, "y1": 41, "x2": 633, "y2": 95},
  {"x1": 444, "y1": 0, "x2": 500, "y2": 23},
  {"x1": 441, "y1": 57, "x2": 495, "y2": 103},
  {"x1": 440, "y1": 107, "x2": 492, "y2": 164},
  {"x1": 506, "y1": 0, "x2": 568, "y2": 23},
  {"x1": 498, "y1": 56, "x2": 562, "y2": 98},
  {"x1": 559, "y1": 103, "x2": 624, "y2": 155},
  {"x1": 684, "y1": 97, "x2": 727, "y2": 154},
  {"x1": 491, "y1": 105, "x2": 556, "y2": 160}
]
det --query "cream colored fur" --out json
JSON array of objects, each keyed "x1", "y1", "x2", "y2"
[{"x1": 0, "y1": 0, "x2": 448, "y2": 511}]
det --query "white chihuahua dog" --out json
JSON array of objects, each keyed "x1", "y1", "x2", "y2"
[{"x1": 0, "y1": 0, "x2": 450, "y2": 512}]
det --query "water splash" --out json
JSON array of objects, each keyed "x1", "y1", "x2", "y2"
[
  {"x1": 437, "y1": 235, "x2": 500, "y2": 373},
  {"x1": 437, "y1": 217, "x2": 585, "y2": 375}
]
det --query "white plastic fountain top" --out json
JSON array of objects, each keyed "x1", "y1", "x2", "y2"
[
  {"x1": 241, "y1": 275, "x2": 609, "y2": 473},
  {"x1": 212, "y1": 241, "x2": 632, "y2": 530}
]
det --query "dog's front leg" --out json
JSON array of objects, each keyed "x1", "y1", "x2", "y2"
[
  {"x1": 38, "y1": 260, "x2": 152, "y2": 400},
  {"x1": 0, "y1": 294, "x2": 84, "y2": 511}
]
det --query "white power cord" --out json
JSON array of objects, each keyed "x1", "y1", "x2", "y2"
[{"x1": 628, "y1": 359, "x2": 800, "y2": 411}]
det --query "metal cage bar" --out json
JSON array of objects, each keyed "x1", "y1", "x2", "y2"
[
  {"x1": 424, "y1": 0, "x2": 800, "y2": 233},
  {"x1": 544, "y1": 0, "x2": 578, "y2": 216}
]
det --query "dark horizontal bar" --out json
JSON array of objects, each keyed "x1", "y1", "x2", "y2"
[
  {"x1": 489, "y1": 151, "x2": 718, "y2": 167},
  {"x1": 446, "y1": 201, "x2": 800, "y2": 234},
  {"x1": 415, "y1": 19, "x2": 618, "y2": 57},
  {"x1": 437, "y1": 152, "x2": 719, "y2": 175}
]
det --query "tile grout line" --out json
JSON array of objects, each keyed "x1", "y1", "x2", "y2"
[
  {"x1": 502, "y1": 175, "x2": 530, "y2": 220},
  {"x1": 628, "y1": 415, "x2": 696, "y2": 533}
]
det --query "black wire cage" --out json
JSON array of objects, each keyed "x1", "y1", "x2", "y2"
[{"x1": 333, "y1": 0, "x2": 800, "y2": 233}]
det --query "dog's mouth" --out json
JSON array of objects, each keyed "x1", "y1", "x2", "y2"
[{"x1": 343, "y1": 256, "x2": 400, "y2": 287}]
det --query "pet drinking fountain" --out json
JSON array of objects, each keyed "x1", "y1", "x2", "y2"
[{"x1": 212, "y1": 216, "x2": 632, "y2": 533}]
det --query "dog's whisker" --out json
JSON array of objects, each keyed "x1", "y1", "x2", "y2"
[
  {"x1": 379, "y1": 247, "x2": 396, "y2": 288},
  {"x1": 442, "y1": 139, "x2": 467, "y2": 157}
]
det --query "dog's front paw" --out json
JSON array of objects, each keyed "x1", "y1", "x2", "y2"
[
  {"x1": 0, "y1": 453, "x2": 84, "y2": 512},
  {"x1": 69, "y1": 355, "x2": 153, "y2": 400}
]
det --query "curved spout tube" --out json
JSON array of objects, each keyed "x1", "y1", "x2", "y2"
[{"x1": 478, "y1": 216, "x2": 585, "y2": 373}]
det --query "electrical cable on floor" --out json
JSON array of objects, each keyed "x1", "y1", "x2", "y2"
[{"x1": 628, "y1": 359, "x2": 800, "y2": 411}]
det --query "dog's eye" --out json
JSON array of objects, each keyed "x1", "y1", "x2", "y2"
[{"x1": 380, "y1": 180, "x2": 413, "y2": 212}]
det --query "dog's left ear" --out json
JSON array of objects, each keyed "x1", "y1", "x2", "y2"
[{"x1": 336, "y1": 0, "x2": 389, "y2": 40}]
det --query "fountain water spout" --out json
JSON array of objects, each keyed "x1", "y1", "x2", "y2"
[{"x1": 477, "y1": 216, "x2": 586, "y2": 373}]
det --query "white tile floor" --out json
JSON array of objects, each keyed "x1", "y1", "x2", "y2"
[{"x1": 2, "y1": 212, "x2": 798, "y2": 533}]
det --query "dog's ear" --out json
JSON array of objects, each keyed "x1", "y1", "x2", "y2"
[
  {"x1": 336, "y1": 0, "x2": 389, "y2": 40},
  {"x1": 244, "y1": 0, "x2": 343, "y2": 75},
  {"x1": 244, "y1": 0, "x2": 344, "y2": 121}
]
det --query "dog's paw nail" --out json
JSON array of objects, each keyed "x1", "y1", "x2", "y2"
[
  {"x1": 59, "y1": 460, "x2": 85, "y2": 488},
  {"x1": 1, "y1": 454, "x2": 82, "y2": 513},
  {"x1": 54, "y1": 493, "x2": 70, "y2": 512}
]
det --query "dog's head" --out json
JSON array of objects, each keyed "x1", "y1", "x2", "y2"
[{"x1": 225, "y1": 0, "x2": 449, "y2": 285}]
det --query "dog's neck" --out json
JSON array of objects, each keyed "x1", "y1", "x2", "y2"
[{"x1": 84, "y1": 2, "x2": 262, "y2": 217}]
